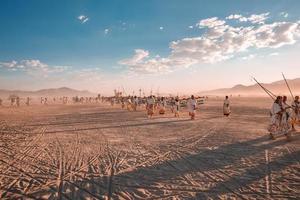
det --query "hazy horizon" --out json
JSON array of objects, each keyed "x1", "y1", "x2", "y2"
[
  {"x1": 1, "y1": 77, "x2": 300, "y2": 98},
  {"x1": 1, "y1": 0, "x2": 300, "y2": 95}
]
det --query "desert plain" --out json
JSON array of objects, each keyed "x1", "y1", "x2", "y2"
[{"x1": 0, "y1": 97, "x2": 299, "y2": 199}]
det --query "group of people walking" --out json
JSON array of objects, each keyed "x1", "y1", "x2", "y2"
[
  {"x1": 2, "y1": 91, "x2": 299, "y2": 141},
  {"x1": 111, "y1": 95, "x2": 230, "y2": 120},
  {"x1": 269, "y1": 95, "x2": 300, "y2": 139},
  {"x1": 111, "y1": 93, "x2": 300, "y2": 141},
  {"x1": 145, "y1": 96, "x2": 177, "y2": 118},
  {"x1": 110, "y1": 95, "x2": 195, "y2": 119}
]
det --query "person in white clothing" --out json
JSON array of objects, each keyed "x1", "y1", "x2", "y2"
[
  {"x1": 268, "y1": 96, "x2": 284, "y2": 139},
  {"x1": 223, "y1": 96, "x2": 231, "y2": 117},
  {"x1": 147, "y1": 96, "x2": 155, "y2": 118},
  {"x1": 127, "y1": 97, "x2": 133, "y2": 111},
  {"x1": 174, "y1": 97, "x2": 180, "y2": 118},
  {"x1": 133, "y1": 96, "x2": 139, "y2": 111},
  {"x1": 291, "y1": 96, "x2": 300, "y2": 131},
  {"x1": 187, "y1": 95, "x2": 197, "y2": 120}
]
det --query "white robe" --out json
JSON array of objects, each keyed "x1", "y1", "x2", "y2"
[
  {"x1": 270, "y1": 102, "x2": 282, "y2": 124},
  {"x1": 223, "y1": 99, "x2": 231, "y2": 115},
  {"x1": 147, "y1": 97, "x2": 155, "y2": 105},
  {"x1": 291, "y1": 101, "x2": 300, "y2": 121},
  {"x1": 134, "y1": 98, "x2": 139, "y2": 105},
  {"x1": 187, "y1": 99, "x2": 197, "y2": 113}
]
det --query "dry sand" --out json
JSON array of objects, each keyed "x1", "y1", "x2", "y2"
[{"x1": 0, "y1": 97, "x2": 299, "y2": 199}]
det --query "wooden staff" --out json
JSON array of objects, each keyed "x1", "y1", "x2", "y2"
[
  {"x1": 252, "y1": 77, "x2": 276, "y2": 100},
  {"x1": 253, "y1": 76, "x2": 296, "y2": 111},
  {"x1": 282, "y1": 73, "x2": 295, "y2": 101}
]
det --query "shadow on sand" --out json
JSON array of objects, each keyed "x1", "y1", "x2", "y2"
[
  {"x1": 30, "y1": 118, "x2": 193, "y2": 134},
  {"x1": 22, "y1": 134, "x2": 300, "y2": 199}
]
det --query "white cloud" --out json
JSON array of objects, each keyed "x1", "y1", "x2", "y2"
[
  {"x1": 0, "y1": 60, "x2": 45, "y2": 71},
  {"x1": 171, "y1": 21, "x2": 299, "y2": 62},
  {"x1": 226, "y1": 12, "x2": 269, "y2": 24},
  {"x1": 77, "y1": 15, "x2": 89, "y2": 24},
  {"x1": 196, "y1": 17, "x2": 226, "y2": 28},
  {"x1": 20, "y1": 59, "x2": 48, "y2": 70},
  {"x1": 248, "y1": 13, "x2": 269, "y2": 24},
  {"x1": 226, "y1": 14, "x2": 243, "y2": 20},
  {"x1": 119, "y1": 13, "x2": 300, "y2": 74},
  {"x1": 0, "y1": 60, "x2": 18, "y2": 69},
  {"x1": 280, "y1": 12, "x2": 288, "y2": 18},
  {"x1": 119, "y1": 49, "x2": 149, "y2": 66},
  {"x1": 255, "y1": 22, "x2": 299, "y2": 48},
  {"x1": 119, "y1": 49, "x2": 197, "y2": 74},
  {"x1": 104, "y1": 28, "x2": 110, "y2": 34},
  {"x1": 0, "y1": 59, "x2": 69, "y2": 76}
]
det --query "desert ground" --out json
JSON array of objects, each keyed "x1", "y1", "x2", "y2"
[{"x1": 0, "y1": 97, "x2": 299, "y2": 200}]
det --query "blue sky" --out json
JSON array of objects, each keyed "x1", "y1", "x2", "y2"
[{"x1": 1, "y1": 0, "x2": 300, "y2": 95}]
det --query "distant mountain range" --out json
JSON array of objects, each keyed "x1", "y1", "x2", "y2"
[
  {"x1": 1, "y1": 78, "x2": 299, "y2": 98},
  {"x1": 0, "y1": 87, "x2": 96, "y2": 98},
  {"x1": 199, "y1": 78, "x2": 300, "y2": 96}
]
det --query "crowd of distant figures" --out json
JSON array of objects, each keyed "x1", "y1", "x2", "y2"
[
  {"x1": 0, "y1": 94, "x2": 206, "y2": 108},
  {"x1": 1, "y1": 93, "x2": 299, "y2": 140},
  {"x1": 0, "y1": 94, "x2": 207, "y2": 121},
  {"x1": 0, "y1": 94, "x2": 103, "y2": 107}
]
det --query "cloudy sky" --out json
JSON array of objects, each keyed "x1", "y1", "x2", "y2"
[{"x1": 0, "y1": 0, "x2": 300, "y2": 95}]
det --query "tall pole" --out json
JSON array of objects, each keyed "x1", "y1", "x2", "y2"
[
  {"x1": 282, "y1": 73, "x2": 294, "y2": 101},
  {"x1": 253, "y1": 76, "x2": 297, "y2": 111},
  {"x1": 252, "y1": 77, "x2": 276, "y2": 100}
]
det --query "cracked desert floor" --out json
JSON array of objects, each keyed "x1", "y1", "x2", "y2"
[{"x1": 0, "y1": 97, "x2": 299, "y2": 200}]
